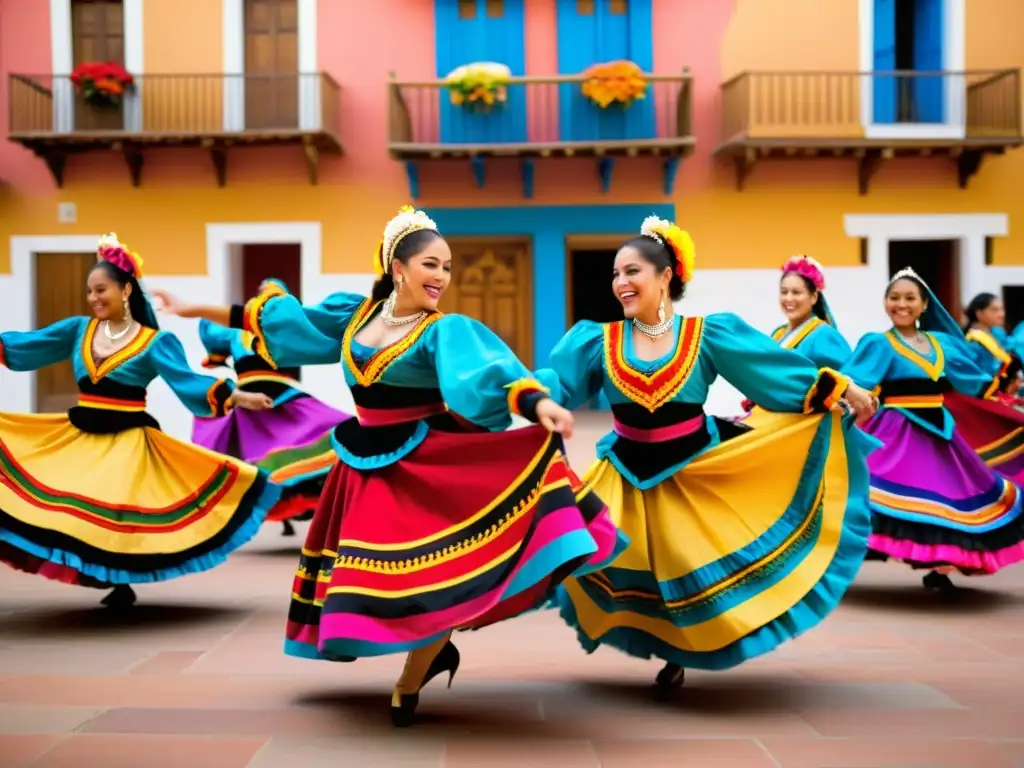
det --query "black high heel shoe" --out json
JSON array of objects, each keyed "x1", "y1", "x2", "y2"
[
  {"x1": 922, "y1": 571, "x2": 956, "y2": 592},
  {"x1": 100, "y1": 584, "x2": 137, "y2": 609},
  {"x1": 390, "y1": 640, "x2": 461, "y2": 727},
  {"x1": 281, "y1": 520, "x2": 296, "y2": 537},
  {"x1": 653, "y1": 662, "x2": 685, "y2": 700}
]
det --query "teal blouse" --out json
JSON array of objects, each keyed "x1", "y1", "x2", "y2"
[
  {"x1": 769, "y1": 317, "x2": 852, "y2": 370},
  {"x1": 840, "y1": 330, "x2": 999, "y2": 439},
  {"x1": 535, "y1": 313, "x2": 849, "y2": 489},
  {"x1": 232, "y1": 291, "x2": 548, "y2": 468},
  {"x1": 0, "y1": 316, "x2": 236, "y2": 417}
]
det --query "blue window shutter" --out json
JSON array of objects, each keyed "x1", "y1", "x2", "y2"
[
  {"x1": 913, "y1": 0, "x2": 945, "y2": 123},
  {"x1": 557, "y1": 0, "x2": 655, "y2": 141},
  {"x1": 435, "y1": 0, "x2": 527, "y2": 144},
  {"x1": 872, "y1": 0, "x2": 898, "y2": 124}
]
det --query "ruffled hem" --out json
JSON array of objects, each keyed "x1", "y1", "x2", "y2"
[
  {"x1": 867, "y1": 533, "x2": 1024, "y2": 575},
  {"x1": 264, "y1": 488, "x2": 321, "y2": 523},
  {"x1": 0, "y1": 473, "x2": 279, "y2": 586}
]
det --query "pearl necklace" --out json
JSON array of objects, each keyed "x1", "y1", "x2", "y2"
[
  {"x1": 103, "y1": 319, "x2": 135, "y2": 341},
  {"x1": 381, "y1": 302, "x2": 426, "y2": 327},
  {"x1": 633, "y1": 316, "x2": 674, "y2": 339}
]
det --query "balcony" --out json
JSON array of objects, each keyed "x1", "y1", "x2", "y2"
[
  {"x1": 715, "y1": 69, "x2": 1022, "y2": 193},
  {"x1": 7, "y1": 73, "x2": 343, "y2": 187},
  {"x1": 387, "y1": 70, "x2": 694, "y2": 197}
]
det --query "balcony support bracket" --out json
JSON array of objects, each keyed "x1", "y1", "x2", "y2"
[
  {"x1": 204, "y1": 141, "x2": 228, "y2": 187},
  {"x1": 303, "y1": 137, "x2": 320, "y2": 185},
  {"x1": 404, "y1": 161, "x2": 421, "y2": 199},
  {"x1": 733, "y1": 151, "x2": 755, "y2": 191},
  {"x1": 663, "y1": 156, "x2": 681, "y2": 195},
  {"x1": 38, "y1": 150, "x2": 68, "y2": 189},
  {"x1": 470, "y1": 155, "x2": 486, "y2": 189},
  {"x1": 519, "y1": 158, "x2": 535, "y2": 199},
  {"x1": 121, "y1": 144, "x2": 144, "y2": 188},
  {"x1": 956, "y1": 150, "x2": 984, "y2": 189},
  {"x1": 856, "y1": 150, "x2": 882, "y2": 195},
  {"x1": 597, "y1": 157, "x2": 615, "y2": 193}
]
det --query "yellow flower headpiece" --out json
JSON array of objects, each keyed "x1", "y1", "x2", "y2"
[
  {"x1": 640, "y1": 215, "x2": 695, "y2": 283},
  {"x1": 96, "y1": 232, "x2": 145, "y2": 279},
  {"x1": 373, "y1": 205, "x2": 439, "y2": 276}
]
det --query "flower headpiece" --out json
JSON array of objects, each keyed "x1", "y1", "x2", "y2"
[
  {"x1": 373, "y1": 205, "x2": 439, "y2": 276},
  {"x1": 781, "y1": 255, "x2": 826, "y2": 291},
  {"x1": 889, "y1": 266, "x2": 928, "y2": 287},
  {"x1": 96, "y1": 233, "x2": 144, "y2": 279},
  {"x1": 640, "y1": 215, "x2": 695, "y2": 283}
]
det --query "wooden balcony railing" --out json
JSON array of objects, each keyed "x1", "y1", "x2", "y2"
[
  {"x1": 8, "y1": 72, "x2": 342, "y2": 140},
  {"x1": 719, "y1": 69, "x2": 1022, "y2": 143},
  {"x1": 388, "y1": 70, "x2": 693, "y2": 158}
]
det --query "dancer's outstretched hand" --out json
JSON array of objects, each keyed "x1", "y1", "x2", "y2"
[
  {"x1": 844, "y1": 381, "x2": 877, "y2": 425},
  {"x1": 536, "y1": 398, "x2": 574, "y2": 440},
  {"x1": 150, "y1": 289, "x2": 191, "y2": 317},
  {"x1": 230, "y1": 391, "x2": 273, "y2": 411}
]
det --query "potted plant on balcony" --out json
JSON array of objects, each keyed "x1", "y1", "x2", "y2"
[
  {"x1": 70, "y1": 61, "x2": 135, "y2": 109},
  {"x1": 445, "y1": 62, "x2": 511, "y2": 113},
  {"x1": 581, "y1": 60, "x2": 647, "y2": 108}
]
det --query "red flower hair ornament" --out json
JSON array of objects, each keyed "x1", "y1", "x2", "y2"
[
  {"x1": 781, "y1": 255, "x2": 825, "y2": 291},
  {"x1": 96, "y1": 233, "x2": 144, "y2": 279}
]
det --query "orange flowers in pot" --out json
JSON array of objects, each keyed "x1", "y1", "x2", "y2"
[{"x1": 580, "y1": 60, "x2": 647, "y2": 108}]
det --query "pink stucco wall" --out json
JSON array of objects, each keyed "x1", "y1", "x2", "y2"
[{"x1": 1, "y1": 0, "x2": 53, "y2": 189}]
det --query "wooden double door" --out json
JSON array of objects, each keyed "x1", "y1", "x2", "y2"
[
  {"x1": 71, "y1": 0, "x2": 125, "y2": 131},
  {"x1": 438, "y1": 239, "x2": 534, "y2": 368},
  {"x1": 245, "y1": 0, "x2": 299, "y2": 129}
]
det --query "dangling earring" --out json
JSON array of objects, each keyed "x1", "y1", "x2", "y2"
[
  {"x1": 657, "y1": 290, "x2": 667, "y2": 324},
  {"x1": 384, "y1": 277, "x2": 401, "y2": 316},
  {"x1": 122, "y1": 298, "x2": 131, "y2": 322}
]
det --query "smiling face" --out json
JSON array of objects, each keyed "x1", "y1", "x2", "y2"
[
  {"x1": 87, "y1": 265, "x2": 131, "y2": 322},
  {"x1": 392, "y1": 237, "x2": 452, "y2": 312},
  {"x1": 779, "y1": 273, "x2": 818, "y2": 324},
  {"x1": 977, "y1": 297, "x2": 1006, "y2": 329},
  {"x1": 612, "y1": 245, "x2": 672, "y2": 320},
  {"x1": 885, "y1": 278, "x2": 927, "y2": 331}
]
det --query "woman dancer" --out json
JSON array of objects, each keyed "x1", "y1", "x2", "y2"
[
  {"x1": 536, "y1": 215, "x2": 877, "y2": 697},
  {"x1": 742, "y1": 255, "x2": 851, "y2": 423},
  {"x1": 942, "y1": 291, "x2": 1024, "y2": 478},
  {"x1": 0, "y1": 234, "x2": 279, "y2": 608},
  {"x1": 841, "y1": 269, "x2": 1024, "y2": 592},
  {"x1": 194, "y1": 278, "x2": 347, "y2": 537},
  {"x1": 152, "y1": 206, "x2": 625, "y2": 726}
]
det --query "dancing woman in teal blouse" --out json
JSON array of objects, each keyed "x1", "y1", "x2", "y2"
[
  {"x1": 535, "y1": 215, "x2": 878, "y2": 697},
  {"x1": 0, "y1": 234, "x2": 279, "y2": 609},
  {"x1": 742, "y1": 255, "x2": 851, "y2": 422},
  {"x1": 152, "y1": 206, "x2": 624, "y2": 727}
]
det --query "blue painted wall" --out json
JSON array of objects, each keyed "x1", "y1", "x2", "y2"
[
  {"x1": 434, "y1": 0, "x2": 527, "y2": 144},
  {"x1": 428, "y1": 203, "x2": 675, "y2": 367},
  {"x1": 556, "y1": 0, "x2": 655, "y2": 141},
  {"x1": 872, "y1": 0, "x2": 898, "y2": 123}
]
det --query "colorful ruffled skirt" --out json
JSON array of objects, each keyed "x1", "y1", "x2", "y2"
[
  {"x1": 556, "y1": 410, "x2": 873, "y2": 670},
  {"x1": 0, "y1": 411, "x2": 279, "y2": 588},
  {"x1": 861, "y1": 409, "x2": 1024, "y2": 575},
  {"x1": 284, "y1": 424, "x2": 626, "y2": 661},
  {"x1": 944, "y1": 391, "x2": 1024, "y2": 484},
  {"x1": 192, "y1": 394, "x2": 346, "y2": 522}
]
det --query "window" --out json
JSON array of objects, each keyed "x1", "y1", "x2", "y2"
[
  {"x1": 577, "y1": 0, "x2": 595, "y2": 15},
  {"x1": 485, "y1": 0, "x2": 504, "y2": 18},
  {"x1": 458, "y1": 0, "x2": 476, "y2": 19},
  {"x1": 609, "y1": 0, "x2": 628, "y2": 14}
]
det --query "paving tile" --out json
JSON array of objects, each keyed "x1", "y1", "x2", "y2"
[
  {"x1": 593, "y1": 738, "x2": 776, "y2": 767},
  {"x1": 34, "y1": 734, "x2": 266, "y2": 768},
  {"x1": 0, "y1": 705, "x2": 106, "y2": 734},
  {"x1": 128, "y1": 651, "x2": 206, "y2": 675},
  {"x1": 0, "y1": 734, "x2": 66, "y2": 766},
  {"x1": 442, "y1": 737, "x2": 599, "y2": 767},
  {"x1": 78, "y1": 707, "x2": 368, "y2": 737},
  {"x1": 762, "y1": 737, "x2": 1015, "y2": 767},
  {"x1": 799, "y1": 709, "x2": 1023, "y2": 739},
  {"x1": 247, "y1": 736, "x2": 446, "y2": 767},
  {"x1": 0, "y1": 676, "x2": 284, "y2": 709}
]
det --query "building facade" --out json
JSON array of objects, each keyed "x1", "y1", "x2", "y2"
[{"x1": 1, "y1": 0, "x2": 1022, "y2": 432}]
